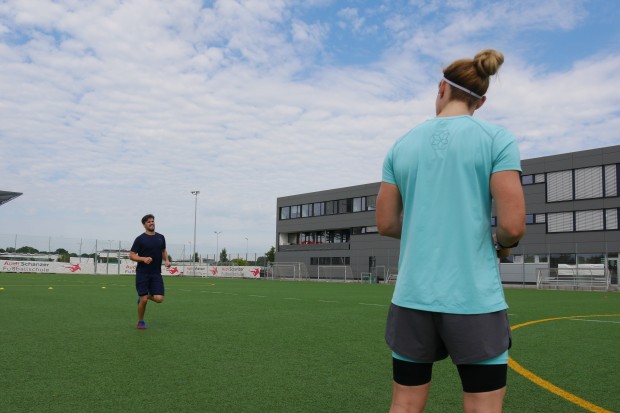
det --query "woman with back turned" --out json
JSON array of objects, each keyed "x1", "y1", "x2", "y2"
[{"x1": 376, "y1": 49, "x2": 526, "y2": 413}]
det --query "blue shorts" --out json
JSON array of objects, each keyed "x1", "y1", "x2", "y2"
[{"x1": 136, "y1": 272, "x2": 165, "y2": 297}]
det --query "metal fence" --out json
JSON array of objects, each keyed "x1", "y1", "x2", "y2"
[{"x1": 0, "y1": 233, "x2": 264, "y2": 265}]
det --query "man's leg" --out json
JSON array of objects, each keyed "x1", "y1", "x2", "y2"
[
  {"x1": 147, "y1": 274, "x2": 165, "y2": 304},
  {"x1": 138, "y1": 295, "x2": 148, "y2": 321},
  {"x1": 390, "y1": 357, "x2": 433, "y2": 413},
  {"x1": 148, "y1": 294, "x2": 165, "y2": 303}
]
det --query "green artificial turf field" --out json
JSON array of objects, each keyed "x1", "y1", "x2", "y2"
[{"x1": 0, "y1": 273, "x2": 618, "y2": 412}]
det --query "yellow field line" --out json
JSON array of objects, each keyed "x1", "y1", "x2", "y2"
[{"x1": 510, "y1": 314, "x2": 620, "y2": 413}]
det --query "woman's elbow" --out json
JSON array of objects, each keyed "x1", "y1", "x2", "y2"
[{"x1": 499, "y1": 219, "x2": 526, "y2": 240}]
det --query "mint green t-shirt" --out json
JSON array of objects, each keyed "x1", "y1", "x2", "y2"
[{"x1": 382, "y1": 116, "x2": 522, "y2": 314}]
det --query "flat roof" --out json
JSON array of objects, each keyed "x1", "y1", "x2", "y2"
[{"x1": 0, "y1": 191, "x2": 22, "y2": 206}]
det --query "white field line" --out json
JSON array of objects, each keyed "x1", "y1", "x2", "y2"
[
  {"x1": 248, "y1": 294, "x2": 266, "y2": 298},
  {"x1": 319, "y1": 300, "x2": 339, "y2": 303},
  {"x1": 568, "y1": 318, "x2": 620, "y2": 324},
  {"x1": 284, "y1": 297, "x2": 302, "y2": 300},
  {"x1": 359, "y1": 303, "x2": 387, "y2": 307}
]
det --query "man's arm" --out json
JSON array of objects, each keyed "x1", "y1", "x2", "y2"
[
  {"x1": 162, "y1": 249, "x2": 171, "y2": 268},
  {"x1": 490, "y1": 170, "x2": 526, "y2": 256},
  {"x1": 376, "y1": 182, "x2": 403, "y2": 239},
  {"x1": 130, "y1": 251, "x2": 152, "y2": 264}
]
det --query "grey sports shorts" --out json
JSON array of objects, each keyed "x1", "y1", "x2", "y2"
[{"x1": 385, "y1": 304, "x2": 511, "y2": 365}]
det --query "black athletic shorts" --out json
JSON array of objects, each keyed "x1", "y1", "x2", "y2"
[{"x1": 385, "y1": 304, "x2": 511, "y2": 364}]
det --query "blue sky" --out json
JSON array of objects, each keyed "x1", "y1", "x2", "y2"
[{"x1": 0, "y1": 0, "x2": 619, "y2": 258}]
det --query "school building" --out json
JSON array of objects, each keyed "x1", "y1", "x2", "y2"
[{"x1": 275, "y1": 145, "x2": 620, "y2": 287}]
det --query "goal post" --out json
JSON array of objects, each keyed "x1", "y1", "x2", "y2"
[
  {"x1": 317, "y1": 265, "x2": 353, "y2": 281},
  {"x1": 360, "y1": 272, "x2": 377, "y2": 284},
  {"x1": 270, "y1": 262, "x2": 308, "y2": 280}
]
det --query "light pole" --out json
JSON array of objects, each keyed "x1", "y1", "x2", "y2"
[
  {"x1": 214, "y1": 231, "x2": 221, "y2": 264},
  {"x1": 191, "y1": 191, "x2": 200, "y2": 276},
  {"x1": 245, "y1": 237, "x2": 248, "y2": 262}
]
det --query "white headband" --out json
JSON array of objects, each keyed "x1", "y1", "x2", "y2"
[{"x1": 442, "y1": 77, "x2": 483, "y2": 99}]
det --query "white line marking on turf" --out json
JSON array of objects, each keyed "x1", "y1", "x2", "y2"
[
  {"x1": 569, "y1": 318, "x2": 620, "y2": 324},
  {"x1": 319, "y1": 300, "x2": 339, "y2": 303},
  {"x1": 248, "y1": 294, "x2": 266, "y2": 298},
  {"x1": 180, "y1": 289, "x2": 192, "y2": 292},
  {"x1": 359, "y1": 303, "x2": 387, "y2": 307},
  {"x1": 284, "y1": 298, "x2": 302, "y2": 300}
]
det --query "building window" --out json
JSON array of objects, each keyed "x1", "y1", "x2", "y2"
[
  {"x1": 290, "y1": 205, "x2": 301, "y2": 219},
  {"x1": 576, "y1": 210, "x2": 604, "y2": 231},
  {"x1": 547, "y1": 170, "x2": 573, "y2": 202},
  {"x1": 575, "y1": 167, "x2": 603, "y2": 199},
  {"x1": 313, "y1": 202, "x2": 325, "y2": 216},
  {"x1": 550, "y1": 253, "x2": 576, "y2": 268},
  {"x1": 521, "y1": 175, "x2": 534, "y2": 185},
  {"x1": 280, "y1": 207, "x2": 290, "y2": 220},
  {"x1": 300, "y1": 232, "x2": 316, "y2": 244},
  {"x1": 301, "y1": 204, "x2": 312, "y2": 218},
  {"x1": 338, "y1": 199, "x2": 352, "y2": 214},
  {"x1": 535, "y1": 174, "x2": 546, "y2": 184},
  {"x1": 331, "y1": 257, "x2": 350, "y2": 265},
  {"x1": 526, "y1": 214, "x2": 534, "y2": 224},
  {"x1": 353, "y1": 197, "x2": 366, "y2": 212},
  {"x1": 535, "y1": 214, "x2": 546, "y2": 224},
  {"x1": 311, "y1": 256, "x2": 351, "y2": 265},
  {"x1": 365, "y1": 226, "x2": 378, "y2": 233},
  {"x1": 548, "y1": 212, "x2": 574, "y2": 233},
  {"x1": 605, "y1": 165, "x2": 618, "y2": 197},
  {"x1": 367, "y1": 195, "x2": 377, "y2": 210},
  {"x1": 607, "y1": 209, "x2": 618, "y2": 230},
  {"x1": 577, "y1": 253, "x2": 605, "y2": 265},
  {"x1": 325, "y1": 201, "x2": 337, "y2": 215}
]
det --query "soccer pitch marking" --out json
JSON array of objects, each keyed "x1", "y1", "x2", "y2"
[
  {"x1": 509, "y1": 314, "x2": 620, "y2": 413},
  {"x1": 187, "y1": 289, "x2": 390, "y2": 307}
]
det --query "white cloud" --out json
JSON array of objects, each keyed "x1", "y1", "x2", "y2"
[{"x1": 0, "y1": 0, "x2": 618, "y2": 257}]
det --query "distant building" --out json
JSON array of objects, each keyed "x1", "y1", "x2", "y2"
[
  {"x1": 0, "y1": 190, "x2": 22, "y2": 207},
  {"x1": 275, "y1": 145, "x2": 620, "y2": 285}
]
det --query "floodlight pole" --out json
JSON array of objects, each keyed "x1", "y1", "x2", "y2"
[
  {"x1": 191, "y1": 191, "x2": 200, "y2": 276},
  {"x1": 245, "y1": 237, "x2": 248, "y2": 262},
  {"x1": 214, "y1": 231, "x2": 221, "y2": 265}
]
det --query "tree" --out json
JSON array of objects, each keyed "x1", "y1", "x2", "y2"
[
  {"x1": 55, "y1": 248, "x2": 69, "y2": 255},
  {"x1": 265, "y1": 246, "x2": 275, "y2": 264},
  {"x1": 231, "y1": 258, "x2": 247, "y2": 266},
  {"x1": 17, "y1": 246, "x2": 39, "y2": 254},
  {"x1": 220, "y1": 248, "x2": 228, "y2": 263},
  {"x1": 256, "y1": 256, "x2": 268, "y2": 266}
]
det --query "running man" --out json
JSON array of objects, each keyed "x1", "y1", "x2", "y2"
[{"x1": 129, "y1": 214, "x2": 171, "y2": 330}]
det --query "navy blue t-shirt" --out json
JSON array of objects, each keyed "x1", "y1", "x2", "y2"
[{"x1": 131, "y1": 232, "x2": 166, "y2": 275}]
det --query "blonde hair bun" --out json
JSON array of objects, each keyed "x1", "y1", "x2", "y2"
[{"x1": 474, "y1": 49, "x2": 504, "y2": 78}]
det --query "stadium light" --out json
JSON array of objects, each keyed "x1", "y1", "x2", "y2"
[
  {"x1": 191, "y1": 191, "x2": 200, "y2": 276},
  {"x1": 214, "y1": 231, "x2": 221, "y2": 264}
]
